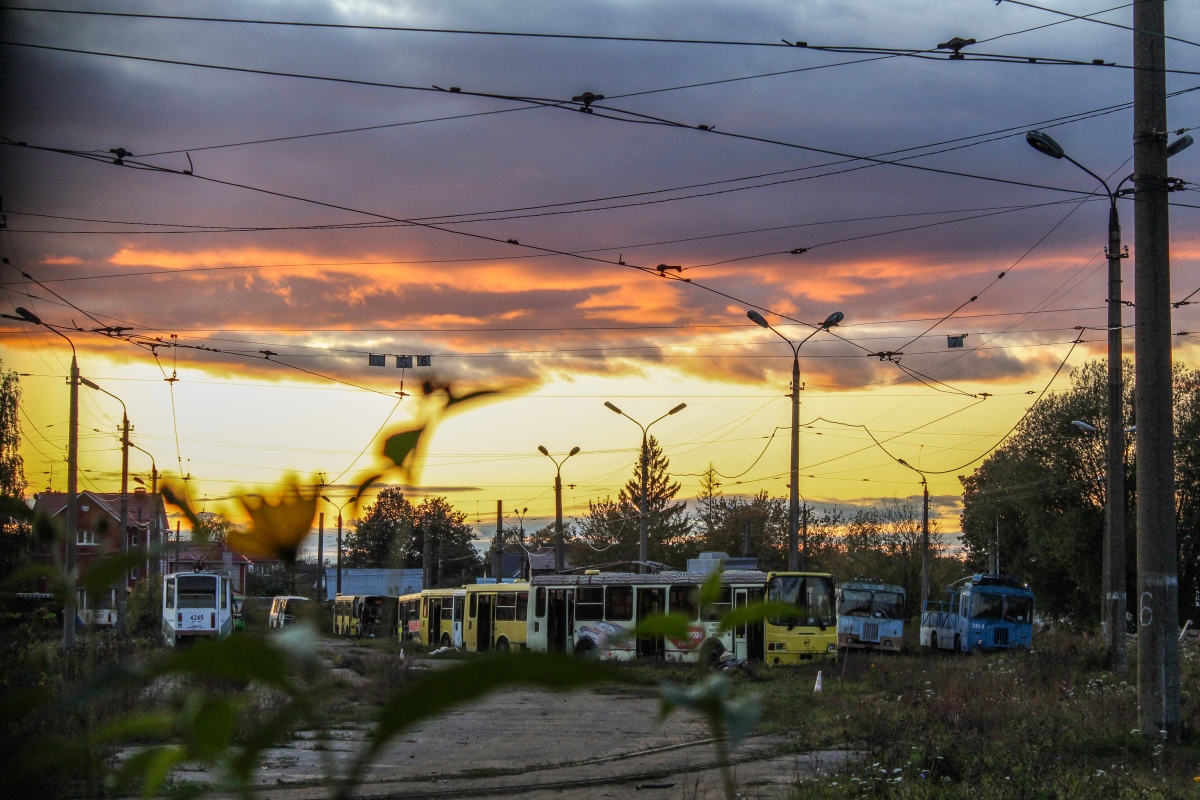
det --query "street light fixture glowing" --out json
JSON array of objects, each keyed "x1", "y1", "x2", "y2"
[
  {"x1": 747, "y1": 309, "x2": 770, "y2": 328},
  {"x1": 1026, "y1": 130, "x2": 1065, "y2": 160}
]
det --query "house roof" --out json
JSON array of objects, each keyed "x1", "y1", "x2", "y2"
[
  {"x1": 172, "y1": 541, "x2": 253, "y2": 566},
  {"x1": 32, "y1": 490, "x2": 169, "y2": 530}
]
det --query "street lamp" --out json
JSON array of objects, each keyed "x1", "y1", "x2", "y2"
[
  {"x1": 321, "y1": 495, "x2": 351, "y2": 596},
  {"x1": 80, "y1": 377, "x2": 131, "y2": 636},
  {"x1": 603, "y1": 402, "x2": 686, "y2": 573},
  {"x1": 1026, "y1": 129, "x2": 1190, "y2": 671},
  {"x1": 2, "y1": 307, "x2": 79, "y2": 649},
  {"x1": 538, "y1": 445, "x2": 580, "y2": 572},
  {"x1": 746, "y1": 308, "x2": 844, "y2": 571},
  {"x1": 129, "y1": 443, "x2": 160, "y2": 579}
]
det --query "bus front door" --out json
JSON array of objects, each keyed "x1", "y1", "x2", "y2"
[
  {"x1": 734, "y1": 588, "x2": 765, "y2": 661},
  {"x1": 477, "y1": 594, "x2": 493, "y2": 652},
  {"x1": 733, "y1": 589, "x2": 749, "y2": 659},
  {"x1": 547, "y1": 589, "x2": 571, "y2": 652},
  {"x1": 637, "y1": 588, "x2": 666, "y2": 659}
]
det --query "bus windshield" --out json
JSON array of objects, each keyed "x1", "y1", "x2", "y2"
[
  {"x1": 840, "y1": 589, "x2": 873, "y2": 617},
  {"x1": 1003, "y1": 594, "x2": 1033, "y2": 623},
  {"x1": 968, "y1": 592, "x2": 1004, "y2": 621},
  {"x1": 769, "y1": 576, "x2": 834, "y2": 627},
  {"x1": 177, "y1": 576, "x2": 217, "y2": 609},
  {"x1": 873, "y1": 591, "x2": 904, "y2": 620}
]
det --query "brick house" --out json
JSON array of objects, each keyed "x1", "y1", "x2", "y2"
[{"x1": 31, "y1": 489, "x2": 168, "y2": 623}]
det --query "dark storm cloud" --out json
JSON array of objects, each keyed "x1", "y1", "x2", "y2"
[{"x1": 2, "y1": 0, "x2": 1198, "y2": 392}]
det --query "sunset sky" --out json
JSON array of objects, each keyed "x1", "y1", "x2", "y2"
[{"x1": 3, "y1": 0, "x2": 1199, "y2": 547}]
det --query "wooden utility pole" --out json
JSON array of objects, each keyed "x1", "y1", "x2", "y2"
[{"x1": 1133, "y1": 0, "x2": 1181, "y2": 739}]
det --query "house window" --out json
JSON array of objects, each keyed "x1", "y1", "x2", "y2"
[
  {"x1": 129, "y1": 566, "x2": 139, "y2": 581},
  {"x1": 130, "y1": 532, "x2": 139, "y2": 547},
  {"x1": 77, "y1": 530, "x2": 97, "y2": 546}
]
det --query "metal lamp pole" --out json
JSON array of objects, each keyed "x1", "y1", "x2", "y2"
[
  {"x1": 1026, "y1": 130, "x2": 1192, "y2": 671},
  {"x1": 3, "y1": 307, "x2": 79, "y2": 648},
  {"x1": 321, "y1": 495, "x2": 350, "y2": 597},
  {"x1": 80, "y1": 377, "x2": 130, "y2": 636},
  {"x1": 746, "y1": 309, "x2": 844, "y2": 571},
  {"x1": 603, "y1": 402, "x2": 686, "y2": 573},
  {"x1": 538, "y1": 445, "x2": 580, "y2": 572},
  {"x1": 130, "y1": 443, "x2": 158, "y2": 578}
]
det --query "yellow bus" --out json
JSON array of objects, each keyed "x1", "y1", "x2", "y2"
[
  {"x1": 398, "y1": 592, "x2": 422, "y2": 643},
  {"x1": 464, "y1": 583, "x2": 529, "y2": 652},
  {"x1": 762, "y1": 571, "x2": 837, "y2": 664},
  {"x1": 419, "y1": 587, "x2": 465, "y2": 647}
]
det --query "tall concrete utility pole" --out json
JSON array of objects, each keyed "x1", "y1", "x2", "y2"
[
  {"x1": 421, "y1": 517, "x2": 431, "y2": 590},
  {"x1": 117, "y1": 412, "x2": 129, "y2": 635},
  {"x1": 1103, "y1": 193, "x2": 1129, "y2": 673},
  {"x1": 65, "y1": 355, "x2": 78, "y2": 648},
  {"x1": 1133, "y1": 0, "x2": 1181, "y2": 738},
  {"x1": 922, "y1": 480, "x2": 930, "y2": 604},
  {"x1": 538, "y1": 445, "x2": 580, "y2": 573}
]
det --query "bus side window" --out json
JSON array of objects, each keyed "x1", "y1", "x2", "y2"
[
  {"x1": 454, "y1": 598, "x2": 464, "y2": 621},
  {"x1": 669, "y1": 585, "x2": 699, "y2": 621},
  {"x1": 221, "y1": 580, "x2": 228, "y2": 610},
  {"x1": 606, "y1": 586, "x2": 633, "y2": 621},
  {"x1": 496, "y1": 592, "x2": 517, "y2": 621},
  {"x1": 702, "y1": 586, "x2": 732, "y2": 621},
  {"x1": 165, "y1": 579, "x2": 175, "y2": 609},
  {"x1": 516, "y1": 592, "x2": 528, "y2": 621},
  {"x1": 575, "y1": 587, "x2": 604, "y2": 620},
  {"x1": 422, "y1": 598, "x2": 428, "y2": 618},
  {"x1": 469, "y1": 593, "x2": 477, "y2": 618},
  {"x1": 535, "y1": 587, "x2": 546, "y2": 618}
]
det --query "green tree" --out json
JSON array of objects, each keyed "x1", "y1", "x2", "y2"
[
  {"x1": 960, "y1": 360, "x2": 1127, "y2": 625},
  {"x1": 343, "y1": 486, "x2": 416, "y2": 568},
  {"x1": 399, "y1": 496, "x2": 481, "y2": 585},
  {"x1": 0, "y1": 363, "x2": 31, "y2": 582},
  {"x1": 580, "y1": 435, "x2": 698, "y2": 568}
]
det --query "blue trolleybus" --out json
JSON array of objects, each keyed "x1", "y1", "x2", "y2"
[
  {"x1": 837, "y1": 579, "x2": 906, "y2": 652},
  {"x1": 921, "y1": 574, "x2": 1034, "y2": 654}
]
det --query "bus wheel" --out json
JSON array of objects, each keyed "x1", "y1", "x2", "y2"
[
  {"x1": 700, "y1": 639, "x2": 725, "y2": 667},
  {"x1": 440, "y1": 633, "x2": 452, "y2": 648},
  {"x1": 574, "y1": 639, "x2": 597, "y2": 660},
  {"x1": 496, "y1": 637, "x2": 510, "y2": 652}
]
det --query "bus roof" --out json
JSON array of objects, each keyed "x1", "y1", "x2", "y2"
[{"x1": 532, "y1": 570, "x2": 769, "y2": 586}]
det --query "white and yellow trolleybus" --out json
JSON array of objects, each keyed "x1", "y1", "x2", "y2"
[{"x1": 525, "y1": 570, "x2": 836, "y2": 664}]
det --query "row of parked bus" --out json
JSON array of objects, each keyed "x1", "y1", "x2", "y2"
[{"x1": 159, "y1": 569, "x2": 1035, "y2": 657}]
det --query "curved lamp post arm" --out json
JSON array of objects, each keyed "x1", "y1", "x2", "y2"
[{"x1": 80, "y1": 377, "x2": 126, "y2": 418}]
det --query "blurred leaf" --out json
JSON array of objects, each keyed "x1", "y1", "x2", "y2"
[
  {"x1": 361, "y1": 652, "x2": 636, "y2": 766},
  {"x1": 95, "y1": 712, "x2": 175, "y2": 744},
  {"x1": 444, "y1": 387, "x2": 498, "y2": 408},
  {"x1": 660, "y1": 675, "x2": 761, "y2": 749},
  {"x1": 699, "y1": 568, "x2": 723, "y2": 606},
  {"x1": 81, "y1": 547, "x2": 150, "y2": 598},
  {"x1": 716, "y1": 602, "x2": 805, "y2": 634},
  {"x1": 722, "y1": 696, "x2": 762, "y2": 746},
  {"x1": 161, "y1": 483, "x2": 201, "y2": 531},
  {"x1": 226, "y1": 480, "x2": 317, "y2": 563},
  {"x1": 109, "y1": 746, "x2": 185, "y2": 799},
  {"x1": 188, "y1": 697, "x2": 239, "y2": 761},
  {"x1": 608, "y1": 612, "x2": 693, "y2": 643},
  {"x1": 351, "y1": 473, "x2": 383, "y2": 505},
  {"x1": 381, "y1": 427, "x2": 424, "y2": 469},
  {"x1": 153, "y1": 633, "x2": 292, "y2": 689}
]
